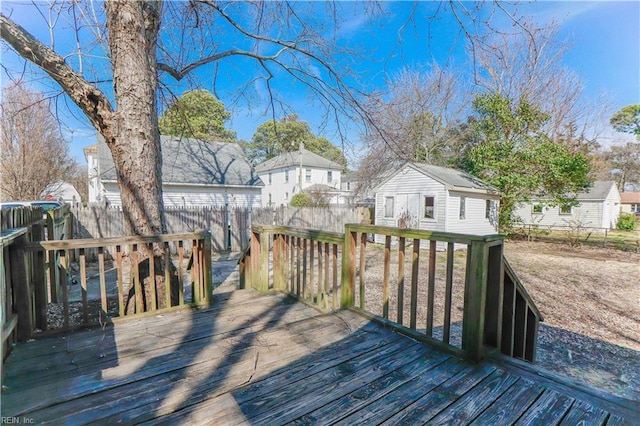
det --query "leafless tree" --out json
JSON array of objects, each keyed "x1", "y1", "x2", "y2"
[
  {"x1": 0, "y1": 82, "x2": 79, "y2": 201},
  {"x1": 356, "y1": 65, "x2": 471, "y2": 196}
]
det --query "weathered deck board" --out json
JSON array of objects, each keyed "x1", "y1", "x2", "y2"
[{"x1": 2, "y1": 289, "x2": 637, "y2": 425}]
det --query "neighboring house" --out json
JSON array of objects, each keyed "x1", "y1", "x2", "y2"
[
  {"x1": 373, "y1": 163, "x2": 500, "y2": 244},
  {"x1": 513, "y1": 181, "x2": 621, "y2": 230},
  {"x1": 620, "y1": 192, "x2": 640, "y2": 216},
  {"x1": 41, "y1": 181, "x2": 81, "y2": 204},
  {"x1": 85, "y1": 136, "x2": 263, "y2": 208},
  {"x1": 255, "y1": 147, "x2": 343, "y2": 207}
]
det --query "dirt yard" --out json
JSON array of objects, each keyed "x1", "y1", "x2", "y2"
[{"x1": 504, "y1": 240, "x2": 640, "y2": 401}]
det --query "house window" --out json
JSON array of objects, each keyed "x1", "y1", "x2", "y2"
[
  {"x1": 559, "y1": 204, "x2": 573, "y2": 215},
  {"x1": 459, "y1": 196, "x2": 466, "y2": 220},
  {"x1": 347, "y1": 182, "x2": 351, "y2": 190},
  {"x1": 285, "y1": 192, "x2": 289, "y2": 200},
  {"x1": 306, "y1": 168, "x2": 312, "y2": 182},
  {"x1": 532, "y1": 204, "x2": 543, "y2": 214},
  {"x1": 268, "y1": 173, "x2": 272, "y2": 184},
  {"x1": 424, "y1": 196, "x2": 435, "y2": 219},
  {"x1": 485, "y1": 200, "x2": 492, "y2": 219},
  {"x1": 268, "y1": 193, "x2": 272, "y2": 205},
  {"x1": 327, "y1": 171, "x2": 333, "y2": 182},
  {"x1": 285, "y1": 170, "x2": 289, "y2": 183},
  {"x1": 384, "y1": 196, "x2": 394, "y2": 218},
  {"x1": 632, "y1": 203, "x2": 639, "y2": 213}
]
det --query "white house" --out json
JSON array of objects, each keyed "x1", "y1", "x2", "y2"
[
  {"x1": 513, "y1": 181, "x2": 621, "y2": 230},
  {"x1": 41, "y1": 181, "x2": 82, "y2": 204},
  {"x1": 85, "y1": 136, "x2": 263, "y2": 208},
  {"x1": 620, "y1": 192, "x2": 640, "y2": 215},
  {"x1": 373, "y1": 163, "x2": 500, "y2": 243},
  {"x1": 255, "y1": 147, "x2": 343, "y2": 207}
]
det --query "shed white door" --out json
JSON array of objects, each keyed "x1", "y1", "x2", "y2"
[{"x1": 397, "y1": 193, "x2": 420, "y2": 229}]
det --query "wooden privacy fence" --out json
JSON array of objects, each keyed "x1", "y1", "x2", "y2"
[
  {"x1": 72, "y1": 205, "x2": 370, "y2": 255},
  {"x1": 243, "y1": 223, "x2": 542, "y2": 364}
]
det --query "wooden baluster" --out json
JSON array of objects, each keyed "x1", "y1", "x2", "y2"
[
  {"x1": 426, "y1": 240, "x2": 437, "y2": 336},
  {"x1": 397, "y1": 237, "x2": 405, "y2": 325},
  {"x1": 164, "y1": 242, "x2": 171, "y2": 309},
  {"x1": 332, "y1": 243, "x2": 338, "y2": 310},
  {"x1": 302, "y1": 239, "x2": 308, "y2": 300},
  {"x1": 309, "y1": 238, "x2": 315, "y2": 304},
  {"x1": 116, "y1": 245, "x2": 124, "y2": 316},
  {"x1": 409, "y1": 239, "x2": 420, "y2": 330},
  {"x1": 340, "y1": 229, "x2": 357, "y2": 309},
  {"x1": 178, "y1": 240, "x2": 184, "y2": 304},
  {"x1": 323, "y1": 242, "x2": 329, "y2": 310},
  {"x1": 462, "y1": 240, "x2": 488, "y2": 362},
  {"x1": 295, "y1": 237, "x2": 301, "y2": 297},
  {"x1": 443, "y1": 242, "x2": 454, "y2": 344},
  {"x1": 133, "y1": 244, "x2": 143, "y2": 313},
  {"x1": 147, "y1": 243, "x2": 157, "y2": 311},
  {"x1": 382, "y1": 235, "x2": 391, "y2": 319},
  {"x1": 359, "y1": 232, "x2": 366, "y2": 310},
  {"x1": 317, "y1": 241, "x2": 324, "y2": 306},
  {"x1": 79, "y1": 248, "x2": 88, "y2": 325},
  {"x1": 98, "y1": 246, "x2": 107, "y2": 315},
  {"x1": 60, "y1": 249, "x2": 69, "y2": 330}
]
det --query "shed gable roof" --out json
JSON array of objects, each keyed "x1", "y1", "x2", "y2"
[
  {"x1": 374, "y1": 163, "x2": 499, "y2": 194},
  {"x1": 575, "y1": 181, "x2": 618, "y2": 201},
  {"x1": 255, "y1": 148, "x2": 343, "y2": 172},
  {"x1": 97, "y1": 136, "x2": 263, "y2": 187}
]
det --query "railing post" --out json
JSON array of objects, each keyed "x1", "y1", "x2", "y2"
[
  {"x1": 462, "y1": 239, "x2": 489, "y2": 362},
  {"x1": 11, "y1": 234, "x2": 33, "y2": 340},
  {"x1": 31, "y1": 222, "x2": 47, "y2": 331},
  {"x1": 340, "y1": 226, "x2": 356, "y2": 308},
  {"x1": 484, "y1": 240, "x2": 504, "y2": 350}
]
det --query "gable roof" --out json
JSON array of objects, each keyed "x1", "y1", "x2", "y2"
[
  {"x1": 97, "y1": 136, "x2": 263, "y2": 187},
  {"x1": 620, "y1": 192, "x2": 640, "y2": 204},
  {"x1": 303, "y1": 183, "x2": 341, "y2": 194},
  {"x1": 255, "y1": 148, "x2": 343, "y2": 172},
  {"x1": 374, "y1": 162, "x2": 499, "y2": 195},
  {"x1": 576, "y1": 181, "x2": 618, "y2": 201}
]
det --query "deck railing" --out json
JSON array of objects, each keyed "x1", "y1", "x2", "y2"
[
  {"x1": 244, "y1": 223, "x2": 542, "y2": 363},
  {"x1": 5, "y1": 231, "x2": 212, "y2": 340}
]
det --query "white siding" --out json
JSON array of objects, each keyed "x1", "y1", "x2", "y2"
[
  {"x1": 445, "y1": 191, "x2": 500, "y2": 235},
  {"x1": 258, "y1": 166, "x2": 342, "y2": 207},
  {"x1": 373, "y1": 165, "x2": 500, "y2": 246},
  {"x1": 102, "y1": 182, "x2": 262, "y2": 209},
  {"x1": 514, "y1": 201, "x2": 609, "y2": 229}
]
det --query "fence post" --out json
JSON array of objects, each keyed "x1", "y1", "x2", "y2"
[
  {"x1": 340, "y1": 225, "x2": 356, "y2": 308},
  {"x1": 462, "y1": 239, "x2": 489, "y2": 362}
]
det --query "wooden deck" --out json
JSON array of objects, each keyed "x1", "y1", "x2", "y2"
[{"x1": 2, "y1": 289, "x2": 637, "y2": 425}]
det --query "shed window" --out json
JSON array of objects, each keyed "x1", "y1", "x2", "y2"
[
  {"x1": 532, "y1": 204, "x2": 543, "y2": 214},
  {"x1": 384, "y1": 196, "x2": 394, "y2": 218},
  {"x1": 327, "y1": 171, "x2": 333, "y2": 182},
  {"x1": 306, "y1": 169, "x2": 312, "y2": 182},
  {"x1": 485, "y1": 200, "x2": 492, "y2": 219},
  {"x1": 559, "y1": 204, "x2": 572, "y2": 215},
  {"x1": 285, "y1": 170, "x2": 289, "y2": 183},
  {"x1": 459, "y1": 196, "x2": 466, "y2": 220},
  {"x1": 424, "y1": 196, "x2": 435, "y2": 219},
  {"x1": 631, "y1": 203, "x2": 639, "y2": 213}
]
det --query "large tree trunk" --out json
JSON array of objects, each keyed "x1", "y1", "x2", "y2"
[
  {"x1": 104, "y1": 1, "x2": 178, "y2": 311},
  {"x1": 105, "y1": 0, "x2": 164, "y2": 236}
]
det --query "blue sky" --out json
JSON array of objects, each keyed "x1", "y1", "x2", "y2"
[{"x1": 1, "y1": 1, "x2": 639, "y2": 165}]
